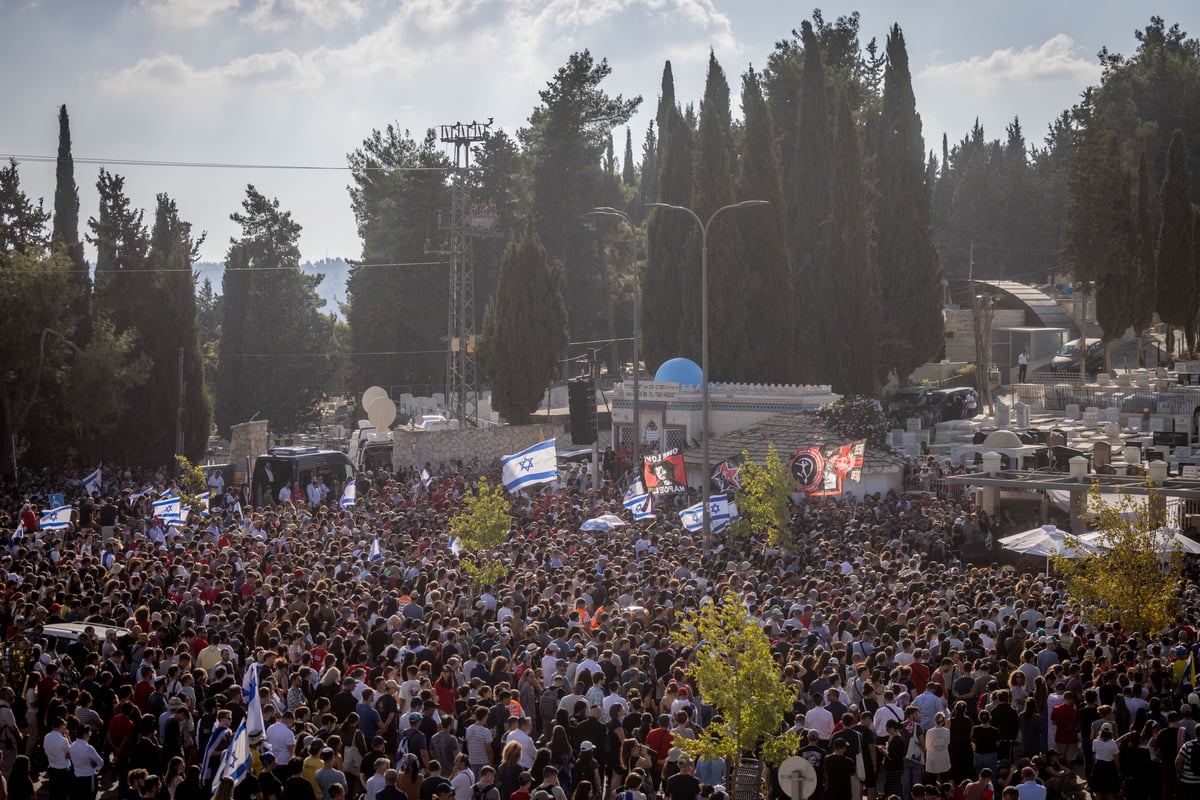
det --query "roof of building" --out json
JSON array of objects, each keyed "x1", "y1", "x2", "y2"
[
  {"x1": 681, "y1": 410, "x2": 907, "y2": 474},
  {"x1": 949, "y1": 279, "x2": 1078, "y2": 336}
]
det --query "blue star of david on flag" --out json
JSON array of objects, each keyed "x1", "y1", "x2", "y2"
[{"x1": 501, "y1": 438, "x2": 557, "y2": 493}]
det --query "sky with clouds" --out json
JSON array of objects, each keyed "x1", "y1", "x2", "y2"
[{"x1": 1, "y1": 0, "x2": 1189, "y2": 271}]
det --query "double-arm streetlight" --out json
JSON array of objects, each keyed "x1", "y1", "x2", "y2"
[
  {"x1": 645, "y1": 200, "x2": 768, "y2": 553},
  {"x1": 588, "y1": 207, "x2": 642, "y2": 471}
]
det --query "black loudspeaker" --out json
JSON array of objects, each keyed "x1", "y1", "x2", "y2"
[{"x1": 568, "y1": 377, "x2": 597, "y2": 445}]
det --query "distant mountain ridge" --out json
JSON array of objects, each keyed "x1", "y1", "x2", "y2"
[{"x1": 194, "y1": 257, "x2": 348, "y2": 318}]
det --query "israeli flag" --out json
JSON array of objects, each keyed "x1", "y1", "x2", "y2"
[
  {"x1": 501, "y1": 438, "x2": 557, "y2": 493},
  {"x1": 160, "y1": 489, "x2": 175, "y2": 499},
  {"x1": 153, "y1": 496, "x2": 183, "y2": 521},
  {"x1": 40, "y1": 506, "x2": 73, "y2": 530},
  {"x1": 679, "y1": 495, "x2": 733, "y2": 533},
  {"x1": 242, "y1": 663, "x2": 266, "y2": 737},
  {"x1": 420, "y1": 468, "x2": 432, "y2": 489},
  {"x1": 101, "y1": 551, "x2": 116, "y2": 569},
  {"x1": 167, "y1": 507, "x2": 191, "y2": 528},
  {"x1": 449, "y1": 537, "x2": 462, "y2": 556},
  {"x1": 211, "y1": 719, "x2": 251, "y2": 789},
  {"x1": 369, "y1": 536, "x2": 383, "y2": 562},
  {"x1": 82, "y1": 466, "x2": 102, "y2": 497},
  {"x1": 340, "y1": 482, "x2": 356, "y2": 510},
  {"x1": 195, "y1": 492, "x2": 210, "y2": 515},
  {"x1": 623, "y1": 479, "x2": 654, "y2": 521}
]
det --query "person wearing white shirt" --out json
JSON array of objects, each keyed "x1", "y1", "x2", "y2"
[
  {"x1": 508, "y1": 718, "x2": 537, "y2": 769},
  {"x1": 450, "y1": 756, "x2": 475, "y2": 800},
  {"x1": 306, "y1": 478, "x2": 323, "y2": 508},
  {"x1": 365, "y1": 758, "x2": 389, "y2": 800},
  {"x1": 278, "y1": 483, "x2": 292, "y2": 502},
  {"x1": 70, "y1": 726, "x2": 105, "y2": 800},
  {"x1": 803, "y1": 694, "x2": 835, "y2": 744},
  {"x1": 266, "y1": 713, "x2": 297, "y2": 764},
  {"x1": 43, "y1": 718, "x2": 73, "y2": 798},
  {"x1": 541, "y1": 647, "x2": 560, "y2": 686}
]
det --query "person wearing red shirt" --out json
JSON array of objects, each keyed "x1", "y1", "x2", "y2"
[
  {"x1": 19, "y1": 504, "x2": 38, "y2": 535},
  {"x1": 910, "y1": 650, "x2": 931, "y2": 694},
  {"x1": 132, "y1": 666, "x2": 155, "y2": 714},
  {"x1": 1049, "y1": 691, "x2": 1081, "y2": 763}
]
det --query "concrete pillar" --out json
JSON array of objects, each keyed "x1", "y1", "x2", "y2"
[
  {"x1": 1014, "y1": 402, "x2": 1030, "y2": 429},
  {"x1": 1148, "y1": 460, "x2": 1169, "y2": 483},
  {"x1": 1148, "y1": 460, "x2": 1169, "y2": 524},
  {"x1": 1069, "y1": 456, "x2": 1091, "y2": 533},
  {"x1": 994, "y1": 401, "x2": 1010, "y2": 429},
  {"x1": 981, "y1": 485, "x2": 999, "y2": 515},
  {"x1": 982, "y1": 451, "x2": 1003, "y2": 475}
]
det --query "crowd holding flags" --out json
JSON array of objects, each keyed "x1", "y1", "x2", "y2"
[
  {"x1": 153, "y1": 495, "x2": 183, "y2": 522},
  {"x1": 82, "y1": 465, "x2": 102, "y2": 497},
  {"x1": 679, "y1": 495, "x2": 735, "y2": 533},
  {"x1": 622, "y1": 479, "x2": 654, "y2": 520},
  {"x1": 39, "y1": 505, "x2": 73, "y2": 530},
  {"x1": 340, "y1": 481, "x2": 356, "y2": 509}
]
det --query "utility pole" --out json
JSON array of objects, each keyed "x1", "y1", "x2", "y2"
[
  {"x1": 433, "y1": 119, "x2": 498, "y2": 428},
  {"x1": 175, "y1": 346, "x2": 185, "y2": 475}
]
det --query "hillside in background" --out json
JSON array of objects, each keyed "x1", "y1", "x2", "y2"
[{"x1": 194, "y1": 257, "x2": 348, "y2": 318}]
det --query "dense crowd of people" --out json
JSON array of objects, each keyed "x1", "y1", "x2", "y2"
[{"x1": 2, "y1": 458, "x2": 1200, "y2": 800}]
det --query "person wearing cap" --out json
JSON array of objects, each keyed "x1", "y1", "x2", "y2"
[
  {"x1": 402, "y1": 713, "x2": 431, "y2": 772},
  {"x1": 1089, "y1": 723, "x2": 1118, "y2": 800}
]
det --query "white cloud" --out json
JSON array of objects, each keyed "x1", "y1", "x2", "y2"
[
  {"x1": 243, "y1": 0, "x2": 366, "y2": 32},
  {"x1": 101, "y1": 49, "x2": 323, "y2": 94},
  {"x1": 140, "y1": 0, "x2": 239, "y2": 28},
  {"x1": 919, "y1": 34, "x2": 1100, "y2": 89}
]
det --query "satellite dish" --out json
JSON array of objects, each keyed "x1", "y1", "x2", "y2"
[
  {"x1": 778, "y1": 757, "x2": 816, "y2": 800},
  {"x1": 367, "y1": 397, "x2": 397, "y2": 430},
  {"x1": 361, "y1": 385, "x2": 388, "y2": 411}
]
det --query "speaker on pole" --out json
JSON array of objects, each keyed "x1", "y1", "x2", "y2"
[{"x1": 568, "y1": 377, "x2": 597, "y2": 445}]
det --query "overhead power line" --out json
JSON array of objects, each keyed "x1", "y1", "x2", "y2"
[
  {"x1": 1, "y1": 154, "x2": 452, "y2": 172},
  {"x1": 94, "y1": 260, "x2": 448, "y2": 274}
]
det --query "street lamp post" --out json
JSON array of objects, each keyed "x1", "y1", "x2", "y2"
[
  {"x1": 645, "y1": 200, "x2": 768, "y2": 554},
  {"x1": 588, "y1": 207, "x2": 642, "y2": 472}
]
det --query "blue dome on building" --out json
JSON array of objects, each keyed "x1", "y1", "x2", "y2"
[{"x1": 654, "y1": 357, "x2": 703, "y2": 387}]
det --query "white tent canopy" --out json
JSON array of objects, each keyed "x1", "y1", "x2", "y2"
[
  {"x1": 1000, "y1": 525, "x2": 1099, "y2": 559},
  {"x1": 1079, "y1": 528, "x2": 1200, "y2": 555}
]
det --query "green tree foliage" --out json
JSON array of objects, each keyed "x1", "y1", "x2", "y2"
[
  {"x1": 642, "y1": 62, "x2": 696, "y2": 370},
  {"x1": 633, "y1": 121, "x2": 657, "y2": 226},
  {"x1": 1053, "y1": 485, "x2": 1180, "y2": 635},
  {"x1": 1157, "y1": 129, "x2": 1197, "y2": 349},
  {"x1": 448, "y1": 478, "x2": 512, "y2": 551},
  {"x1": 621, "y1": 127, "x2": 636, "y2": 186},
  {"x1": 1132, "y1": 152, "x2": 1157, "y2": 364},
  {"x1": 675, "y1": 591, "x2": 801, "y2": 771},
  {"x1": 89, "y1": 169, "x2": 150, "y2": 337},
  {"x1": 736, "y1": 68, "x2": 793, "y2": 384},
  {"x1": 478, "y1": 221, "x2": 568, "y2": 424},
  {"x1": 196, "y1": 276, "x2": 221, "y2": 388},
  {"x1": 690, "y1": 52, "x2": 749, "y2": 382},
  {"x1": 731, "y1": 445, "x2": 793, "y2": 550},
  {"x1": 52, "y1": 105, "x2": 90, "y2": 340},
  {"x1": 521, "y1": 50, "x2": 640, "y2": 348},
  {"x1": 815, "y1": 396, "x2": 891, "y2": 450},
  {"x1": 215, "y1": 186, "x2": 338, "y2": 434},
  {"x1": 346, "y1": 126, "x2": 451, "y2": 392},
  {"x1": 824, "y1": 86, "x2": 879, "y2": 395},
  {"x1": 60, "y1": 317, "x2": 149, "y2": 463},
  {"x1": 0, "y1": 158, "x2": 50, "y2": 254},
  {"x1": 873, "y1": 25, "x2": 944, "y2": 383}
]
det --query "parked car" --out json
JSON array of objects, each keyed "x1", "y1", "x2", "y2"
[
  {"x1": 889, "y1": 386, "x2": 978, "y2": 427},
  {"x1": 1049, "y1": 338, "x2": 1104, "y2": 374},
  {"x1": 42, "y1": 622, "x2": 132, "y2": 654}
]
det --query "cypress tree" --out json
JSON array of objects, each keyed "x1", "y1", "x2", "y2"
[
  {"x1": 632, "y1": 121, "x2": 657, "y2": 225},
  {"x1": 736, "y1": 67, "x2": 793, "y2": 384},
  {"x1": 88, "y1": 168, "x2": 149, "y2": 337},
  {"x1": 689, "y1": 51, "x2": 748, "y2": 382},
  {"x1": 642, "y1": 61, "x2": 696, "y2": 371},
  {"x1": 1157, "y1": 129, "x2": 1197, "y2": 351},
  {"x1": 215, "y1": 244, "x2": 251, "y2": 434},
  {"x1": 874, "y1": 24, "x2": 944, "y2": 382},
  {"x1": 1092, "y1": 137, "x2": 1136, "y2": 360},
  {"x1": 622, "y1": 127, "x2": 636, "y2": 186},
  {"x1": 1132, "y1": 152, "x2": 1156, "y2": 366},
  {"x1": 792, "y1": 21, "x2": 834, "y2": 383},
  {"x1": 478, "y1": 220, "x2": 568, "y2": 424},
  {"x1": 824, "y1": 86, "x2": 879, "y2": 396},
  {"x1": 52, "y1": 105, "x2": 90, "y2": 339}
]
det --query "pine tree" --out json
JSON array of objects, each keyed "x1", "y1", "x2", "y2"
[
  {"x1": 873, "y1": 25, "x2": 944, "y2": 382},
  {"x1": 89, "y1": 168, "x2": 149, "y2": 337},
  {"x1": 632, "y1": 121, "x2": 658, "y2": 225},
  {"x1": 1092, "y1": 137, "x2": 1137, "y2": 361},
  {"x1": 1157, "y1": 129, "x2": 1197, "y2": 350},
  {"x1": 736, "y1": 68, "x2": 793, "y2": 384},
  {"x1": 52, "y1": 105, "x2": 90, "y2": 339},
  {"x1": 622, "y1": 127, "x2": 636, "y2": 186},
  {"x1": 689, "y1": 51, "x2": 748, "y2": 382},
  {"x1": 791, "y1": 21, "x2": 834, "y2": 383},
  {"x1": 642, "y1": 61, "x2": 696, "y2": 371},
  {"x1": 0, "y1": 158, "x2": 50, "y2": 254},
  {"x1": 478, "y1": 220, "x2": 568, "y2": 424},
  {"x1": 824, "y1": 86, "x2": 879, "y2": 395},
  {"x1": 1132, "y1": 152, "x2": 1157, "y2": 366}
]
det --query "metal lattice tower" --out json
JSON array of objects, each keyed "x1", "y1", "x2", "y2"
[{"x1": 436, "y1": 120, "x2": 496, "y2": 427}]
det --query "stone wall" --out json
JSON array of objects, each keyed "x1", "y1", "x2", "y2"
[
  {"x1": 390, "y1": 424, "x2": 611, "y2": 471},
  {"x1": 229, "y1": 420, "x2": 269, "y2": 482}
]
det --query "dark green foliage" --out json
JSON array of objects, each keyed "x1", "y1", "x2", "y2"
[
  {"x1": 873, "y1": 24, "x2": 944, "y2": 382},
  {"x1": 52, "y1": 105, "x2": 90, "y2": 339},
  {"x1": 215, "y1": 186, "x2": 338, "y2": 434},
  {"x1": 689, "y1": 51, "x2": 747, "y2": 382},
  {"x1": 622, "y1": 127, "x2": 636, "y2": 186},
  {"x1": 632, "y1": 121, "x2": 657, "y2": 225},
  {"x1": 478, "y1": 220, "x2": 568, "y2": 424},
  {"x1": 345, "y1": 126, "x2": 450, "y2": 393},
  {"x1": 521, "y1": 51, "x2": 640, "y2": 348},
  {"x1": 1132, "y1": 152, "x2": 1157, "y2": 347},
  {"x1": 642, "y1": 61, "x2": 696, "y2": 371},
  {"x1": 0, "y1": 158, "x2": 50, "y2": 254},
  {"x1": 1089, "y1": 137, "x2": 1137, "y2": 345},
  {"x1": 736, "y1": 68, "x2": 793, "y2": 384},
  {"x1": 824, "y1": 87, "x2": 879, "y2": 395},
  {"x1": 1157, "y1": 129, "x2": 1197, "y2": 345},
  {"x1": 89, "y1": 169, "x2": 149, "y2": 337}
]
